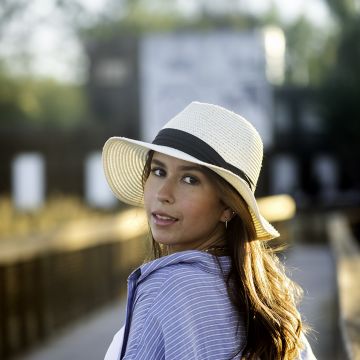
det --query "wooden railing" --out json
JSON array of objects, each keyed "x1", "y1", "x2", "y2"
[
  {"x1": 0, "y1": 209, "x2": 147, "y2": 359},
  {"x1": 0, "y1": 196, "x2": 296, "y2": 359},
  {"x1": 327, "y1": 213, "x2": 360, "y2": 360}
]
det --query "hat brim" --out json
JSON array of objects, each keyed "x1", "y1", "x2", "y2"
[{"x1": 102, "y1": 136, "x2": 279, "y2": 240}]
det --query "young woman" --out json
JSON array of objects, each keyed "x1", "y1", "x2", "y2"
[{"x1": 102, "y1": 102, "x2": 316, "y2": 359}]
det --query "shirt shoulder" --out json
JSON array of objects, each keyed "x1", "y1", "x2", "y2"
[
  {"x1": 136, "y1": 260, "x2": 237, "y2": 335},
  {"x1": 126, "y1": 261, "x2": 244, "y2": 359},
  {"x1": 136, "y1": 259, "x2": 226, "y2": 306}
]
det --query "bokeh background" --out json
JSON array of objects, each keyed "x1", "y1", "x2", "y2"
[{"x1": 1, "y1": 1, "x2": 359, "y2": 359}]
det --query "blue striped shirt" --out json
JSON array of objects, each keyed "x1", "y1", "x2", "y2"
[{"x1": 107, "y1": 250, "x2": 316, "y2": 360}]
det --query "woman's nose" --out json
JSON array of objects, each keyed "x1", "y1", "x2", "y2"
[{"x1": 156, "y1": 179, "x2": 175, "y2": 204}]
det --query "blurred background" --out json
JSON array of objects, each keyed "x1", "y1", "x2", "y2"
[{"x1": 0, "y1": 0, "x2": 359, "y2": 359}]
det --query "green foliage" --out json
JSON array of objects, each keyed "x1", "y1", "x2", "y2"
[
  {"x1": 0, "y1": 0, "x2": 29, "y2": 40},
  {"x1": 0, "y1": 71, "x2": 89, "y2": 128},
  {"x1": 0, "y1": 67, "x2": 27, "y2": 123},
  {"x1": 82, "y1": 2, "x2": 336, "y2": 87},
  {"x1": 325, "y1": 0, "x2": 357, "y2": 22},
  {"x1": 320, "y1": 17, "x2": 360, "y2": 151},
  {"x1": 80, "y1": 1, "x2": 261, "y2": 41},
  {"x1": 0, "y1": 0, "x2": 89, "y2": 129},
  {"x1": 30, "y1": 78, "x2": 89, "y2": 128},
  {"x1": 0, "y1": 0, "x2": 353, "y2": 130},
  {"x1": 319, "y1": 0, "x2": 360, "y2": 153},
  {"x1": 284, "y1": 17, "x2": 329, "y2": 85}
]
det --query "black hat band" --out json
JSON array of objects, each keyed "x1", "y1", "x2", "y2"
[{"x1": 152, "y1": 128, "x2": 254, "y2": 190}]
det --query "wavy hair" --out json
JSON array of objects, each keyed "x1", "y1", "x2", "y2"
[{"x1": 142, "y1": 150, "x2": 306, "y2": 359}]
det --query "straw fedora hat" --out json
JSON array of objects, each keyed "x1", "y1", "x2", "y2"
[{"x1": 102, "y1": 101, "x2": 279, "y2": 240}]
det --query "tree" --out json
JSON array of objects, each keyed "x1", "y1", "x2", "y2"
[
  {"x1": 0, "y1": 0, "x2": 29, "y2": 40},
  {"x1": 0, "y1": 1, "x2": 91, "y2": 128},
  {"x1": 319, "y1": 0, "x2": 360, "y2": 188},
  {"x1": 0, "y1": 73, "x2": 88, "y2": 128},
  {"x1": 282, "y1": 16, "x2": 335, "y2": 86}
]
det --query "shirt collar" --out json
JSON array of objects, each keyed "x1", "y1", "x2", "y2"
[{"x1": 129, "y1": 250, "x2": 232, "y2": 283}]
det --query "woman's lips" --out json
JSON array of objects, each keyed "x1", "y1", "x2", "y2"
[{"x1": 152, "y1": 212, "x2": 178, "y2": 226}]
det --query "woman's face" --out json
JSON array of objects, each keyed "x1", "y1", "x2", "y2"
[{"x1": 144, "y1": 152, "x2": 231, "y2": 252}]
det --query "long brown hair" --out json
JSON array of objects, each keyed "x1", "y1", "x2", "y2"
[{"x1": 142, "y1": 151, "x2": 306, "y2": 359}]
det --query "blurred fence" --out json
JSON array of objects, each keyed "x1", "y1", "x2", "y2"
[
  {"x1": 0, "y1": 210, "x2": 147, "y2": 359},
  {"x1": 0, "y1": 127, "x2": 119, "y2": 199},
  {"x1": 2, "y1": 198, "x2": 357, "y2": 359},
  {"x1": 327, "y1": 212, "x2": 360, "y2": 360},
  {"x1": 0, "y1": 87, "x2": 350, "y2": 206},
  {"x1": 0, "y1": 128, "x2": 344, "y2": 210}
]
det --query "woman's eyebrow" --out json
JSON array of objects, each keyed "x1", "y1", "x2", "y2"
[
  {"x1": 151, "y1": 159, "x2": 166, "y2": 167},
  {"x1": 151, "y1": 158, "x2": 204, "y2": 173},
  {"x1": 178, "y1": 165, "x2": 205, "y2": 173}
]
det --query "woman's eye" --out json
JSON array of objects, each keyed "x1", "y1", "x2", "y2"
[
  {"x1": 150, "y1": 167, "x2": 165, "y2": 177},
  {"x1": 183, "y1": 175, "x2": 199, "y2": 185}
]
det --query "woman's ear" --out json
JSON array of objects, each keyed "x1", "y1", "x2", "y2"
[{"x1": 220, "y1": 207, "x2": 235, "y2": 223}]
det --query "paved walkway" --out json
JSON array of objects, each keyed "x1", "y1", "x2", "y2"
[
  {"x1": 16, "y1": 300, "x2": 126, "y2": 360},
  {"x1": 284, "y1": 245, "x2": 339, "y2": 359},
  {"x1": 17, "y1": 245, "x2": 338, "y2": 360}
]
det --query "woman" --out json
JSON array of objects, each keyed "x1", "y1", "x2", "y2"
[{"x1": 102, "y1": 102, "x2": 316, "y2": 359}]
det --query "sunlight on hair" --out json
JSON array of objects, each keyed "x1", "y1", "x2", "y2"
[{"x1": 257, "y1": 194, "x2": 296, "y2": 222}]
